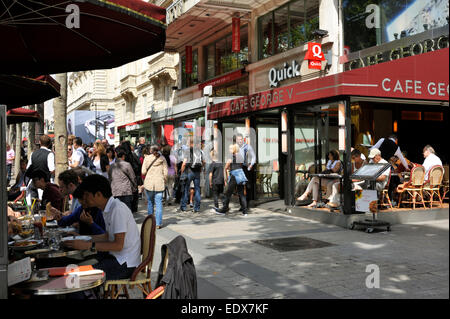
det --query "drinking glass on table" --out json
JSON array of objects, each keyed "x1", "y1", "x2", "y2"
[
  {"x1": 39, "y1": 210, "x2": 47, "y2": 227},
  {"x1": 48, "y1": 230, "x2": 62, "y2": 251},
  {"x1": 33, "y1": 214, "x2": 43, "y2": 238}
]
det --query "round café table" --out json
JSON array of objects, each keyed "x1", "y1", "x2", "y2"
[{"x1": 10, "y1": 271, "x2": 105, "y2": 296}]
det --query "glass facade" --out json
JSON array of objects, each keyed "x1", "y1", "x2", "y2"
[
  {"x1": 343, "y1": 0, "x2": 449, "y2": 53},
  {"x1": 181, "y1": 49, "x2": 198, "y2": 89},
  {"x1": 213, "y1": 79, "x2": 249, "y2": 97},
  {"x1": 258, "y1": 0, "x2": 319, "y2": 59},
  {"x1": 205, "y1": 26, "x2": 249, "y2": 80}
]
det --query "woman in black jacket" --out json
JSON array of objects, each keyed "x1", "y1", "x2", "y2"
[{"x1": 120, "y1": 140, "x2": 142, "y2": 213}]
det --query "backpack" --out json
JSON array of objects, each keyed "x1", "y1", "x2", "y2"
[
  {"x1": 189, "y1": 148, "x2": 203, "y2": 171},
  {"x1": 81, "y1": 149, "x2": 96, "y2": 172}
]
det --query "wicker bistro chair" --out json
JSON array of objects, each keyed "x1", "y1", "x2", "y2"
[
  {"x1": 397, "y1": 165, "x2": 426, "y2": 209},
  {"x1": 441, "y1": 165, "x2": 449, "y2": 202},
  {"x1": 146, "y1": 250, "x2": 168, "y2": 299},
  {"x1": 104, "y1": 214, "x2": 156, "y2": 299},
  {"x1": 379, "y1": 169, "x2": 393, "y2": 210},
  {"x1": 422, "y1": 165, "x2": 444, "y2": 208}
]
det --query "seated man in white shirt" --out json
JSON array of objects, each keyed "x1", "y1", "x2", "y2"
[
  {"x1": 367, "y1": 148, "x2": 391, "y2": 192},
  {"x1": 422, "y1": 145, "x2": 443, "y2": 182},
  {"x1": 64, "y1": 174, "x2": 141, "y2": 281}
]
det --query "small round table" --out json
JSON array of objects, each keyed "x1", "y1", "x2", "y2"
[{"x1": 10, "y1": 271, "x2": 105, "y2": 296}]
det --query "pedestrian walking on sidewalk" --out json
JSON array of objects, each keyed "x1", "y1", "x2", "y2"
[
  {"x1": 6, "y1": 143, "x2": 15, "y2": 186},
  {"x1": 209, "y1": 149, "x2": 224, "y2": 210},
  {"x1": 215, "y1": 144, "x2": 248, "y2": 216},
  {"x1": 108, "y1": 147, "x2": 137, "y2": 211},
  {"x1": 180, "y1": 138, "x2": 204, "y2": 213},
  {"x1": 142, "y1": 145, "x2": 168, "y2": 229}
]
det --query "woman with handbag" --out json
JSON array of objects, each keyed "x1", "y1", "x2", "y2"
[
  {"x1": 142, "y1": 145, "x2": 168, "y2": 229},
  {"x1": 108, "y1": 147, "x2": 137, "y2": 211},
  {"x1": 214, "y1": 144, "x2": 248, "y2": 216}
]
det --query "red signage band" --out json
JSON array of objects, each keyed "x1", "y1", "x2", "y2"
[
  {"x1": 232, "y1": 18, "x2": 241, "y2": 53},
  {"x1": 198, "y1": 69, "x2": 243, "y2": 90},
  {"x1": 117, "y1": 117, "x2": 152, "y2": 130},
  {"x1": 185, "y1": 46, "x2": 193, "y2": 74},
  {"x1": 208, "y1": 48, "x2": 449, "y2": 120}
]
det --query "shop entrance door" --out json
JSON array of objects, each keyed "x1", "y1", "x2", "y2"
[
  {"x1": 256, "y1": 117, "x2": 280, "y2": 201},
  {"x1": 292, "y1": 111, "x2": 334, "y2": 202}
]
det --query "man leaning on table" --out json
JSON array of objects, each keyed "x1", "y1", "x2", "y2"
[
  {"x1": 64, "y1": 174, "x2": 141, "y2": 281},
  {"x1": 49, "y1": 169, "x2": 105, "y2": 236}
]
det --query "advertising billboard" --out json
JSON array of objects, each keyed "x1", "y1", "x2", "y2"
[
  {"x1": 67, "y1": 110, "x2": 115, "y2": 145},
  {"x1": 343, "y1": 0, "x2": 449, "y2": 53}
]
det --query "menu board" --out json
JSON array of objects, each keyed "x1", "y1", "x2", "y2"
[
  {"x1": 8, "y1": 257, "x2": 32, "y2": 286},
  {"x1": 355, "y1": 189, "x2": 378, "y2": 213}
]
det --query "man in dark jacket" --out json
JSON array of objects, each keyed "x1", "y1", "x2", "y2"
[{"x1": 156, "y1": 236, "x2": 197, "y2": 299}]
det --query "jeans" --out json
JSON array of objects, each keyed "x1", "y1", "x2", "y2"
[
  {"x1": 94, "y1": 253, "x2": 135, "y2": 281},
  {"x1": 145, "y1": 190, "x2": 163, "y2": 226},
  {"x1": 6, "y1": 164, "x2": 12, "y2": 183},
  {"x1": 211, "y1": 184, "x2": 224, "y2": 208},
  {"x1": 115, "y1": 195, "x2": 133, "y2": 212},
  {"x1": 181, "y1": 170, "x2": 201, "y2": 211},
  {"x1": 223, "y1": 175, "x2": 247, "y2": 212}
]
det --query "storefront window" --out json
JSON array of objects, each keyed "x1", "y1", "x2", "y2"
[
  {"x1": 214, "y1": 80, "x2": 249, "y2": 97},
  {"x1": 205, "y1": 26, "x2": 249, "y2": 80},
  {"x1": 258, "y1": 0, "x2": 319, "y2": 60},
  {"x1": 343, "y1": 0, "x2": 449, "y2": 53},
  {"x1": 181, "y1": 49, "x2": 198, "y2": 89},
  {"x1": 256, "y1": 124, "x2": 280, "y2": 199},
  {"x1": 293, "y1": 108, "x2": 339, "y2": 188}
]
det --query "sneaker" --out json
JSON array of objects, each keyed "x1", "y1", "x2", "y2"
[{"x1": 214, "y1": 207, "x2": 228, "y2": 215}]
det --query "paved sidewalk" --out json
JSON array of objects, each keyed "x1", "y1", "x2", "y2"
[{"x1": 131, "y1": 197, "x2": 449, "y2": 299}]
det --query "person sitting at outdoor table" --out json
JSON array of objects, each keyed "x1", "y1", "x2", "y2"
[
  {"x1": 297, "y1": 150, "x2": 343, "y2": 207},
  {"x1": 363, "y1": 148, "x2": 391, "y2": 192},
  {"x1": 49, "y1": 169, "x2": 105, "y2": 235},
  {"x1": 7, "y1": 159, "x2": 29, "y2": 202},
  {"x1": 64, "y1": 174, "x2": 141, "y2": 281},
  {"x1": 351, "y1": 148, "x2": 367, "y2": 172},
  {"x1": 326, "y1": 149, "x2": 369, "y2": 209},
  {"x1": 30, "y1": 169, "x2": 64, "y2": 212},
  {"x1": 422, "y1": 145, "x2": 443, "y2": 182}
]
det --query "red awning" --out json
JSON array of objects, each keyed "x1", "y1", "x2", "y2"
[
  {"x1": 7, "y1": 107, "x2": 40, "y2": 124},
  {"x1": 208, "y1": 48, "x2": 449, "y2": 120},
  {"x1": 0, "y1": 74, "x2": 60, "y2": 110}
]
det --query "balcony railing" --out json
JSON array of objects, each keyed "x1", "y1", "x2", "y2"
[{"x1": 166, "y1": 0, "x2": 184, "y2": 25}]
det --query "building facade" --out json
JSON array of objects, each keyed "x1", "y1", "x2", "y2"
[{"x1": 163, "y1": 0, "x2": 449, "y2": 208}]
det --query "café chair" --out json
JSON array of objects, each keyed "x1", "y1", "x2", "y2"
[
  {"x1": 397, "y1": 165, "x2": 426, "y2": 209},
  {"x1": 422, "y1": 165, "x2": 444, "y2": 208},
  {"x1": 146, "y1": 250, "x2": 168, "y2": 299},
  {"x1": 103, "y1": 214, "x2": 156, "y2": 299},
  {"x1": 379, "y1": 170, "x2": 393, "y2": 210},
  {"x1": 441, "y1": 165, "x2": 449, "y2": 202}
]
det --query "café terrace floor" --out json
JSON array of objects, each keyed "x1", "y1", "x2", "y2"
[{"x1": 257, "y1": 200, "x2": 449, "y2": 230}]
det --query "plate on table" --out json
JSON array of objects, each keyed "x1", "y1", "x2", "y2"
[
  {"x1": 9, "y1": 239, "x2": 43, "y2": 251},
  {"x1": 45, "y1": 220, "x2": 58, "y2": 228},
  {"x1": 61, "y1": 236, "x2": 92, "y2": 242},
  {"x1": 59, "y1": 226, "x2": 77, "y2": 233}
]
